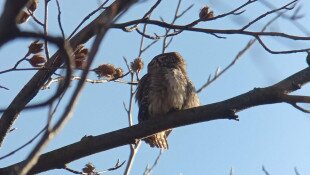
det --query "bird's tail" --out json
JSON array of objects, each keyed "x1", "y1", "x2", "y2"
[{"x1": 144, "y1": 131, "x2": 171, "y2": 149}]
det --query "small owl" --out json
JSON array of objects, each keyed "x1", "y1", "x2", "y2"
[{"x1": 136, "y1": 52, "x2": 200, "y2": 149}]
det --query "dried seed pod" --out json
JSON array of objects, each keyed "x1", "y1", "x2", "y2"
[
  {"x1": 199, "y1": 5, "x2": 214, "y2": 21},
  {"x1": 131, "y1": 58, "x2": 144, "y2": 73},
  {"x1": 79, "y1": 47, "x2": 88, "y2": 55},
  {"x1": 74, "y1": 45, "x2": 89, "y2": 69},
  {"x1": 29, "y1": 54, "x2": 46, "y2": 67},
  {"x1": 82, "y1": 163, "x2": 96, "y2": 174},
  {"x1": 94, "y1": 64, "x2": 116, "y2": 78},
  {"x1": 74, "y1": 53, "x2": 87, "y2": 61},
  {"x1": 114, "y1": 68, "x2": 124, "y2": 79},
  {"x1": 75, "y1": 60, "x2": 85, "y2": 69},
  {"x1": 74, "y1": 55, "x2": 87, "y2": 68},
  {"x1": 74, "y1": 44, "x2": 88, "y2": 55},
  {"x1": 27, "y1": 0, "x2": 39, "y2": 12},
  {"x1": 207, "y1": 11, "x2": 214, "y2": 19},
  {"x1": 16, "y1": 11, "x2": 30, "y2": 24},
  {"x1": 28, "y1": 40, "x2": 43, "y2": 54}
]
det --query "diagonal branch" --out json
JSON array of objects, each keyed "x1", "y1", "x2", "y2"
[{"x1": 0, "y1": 0, "x2": 31, "y2": 46}]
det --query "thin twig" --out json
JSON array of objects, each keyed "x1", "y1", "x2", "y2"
[
  {"x1": 43, "y1": 0, "x2": 50, "y2": 59},
  {"x1": 166, "y1": 0, "x2": 257, "y2": 37},
  {"x1": 138, "y1": 24, "x2": 148, "y2": 57},
  {"x1": 294, "y1": 167, "x2": 301, "y2": 175},
  {"x1": 68, "y1": 0, "x2": 109, "y2": 38},
  {"x1": 241, "y1": 0, "x2": 297, "y2": 30},
  {"x1": 63, "y1": 160, "x2": 126, "y2": 174},
  {"x1": 0, "y1": 51, "x2": 30, "y2": 75},
  {"x1": 291, "y1": 103, "x2": 310, "y2": 113},
  {"x1": 196, "y1": 13, "x2": 283, "y2": 93},
  {"x1": 143, "y1": 150, "x2": 163, "y2": 175},
  {"x1": 123, "y1": 56, "x2": 140, "y2": 175},
  {"x1": 162, "y1": 0, "x2": 193, "y2": 53},
  {"x1": 0, "y1": 85, "x2": 9, "y2": 90},
  {"x1": 196, "y1": 38, "x2": 255, "y2": 93},
  {"x1": 123, "y1": 141, "x2": 141, "y2": 175},
  {"x1": 229, "y1": 167, "x2": 234, "y2": 175},
  {"x1": 0, "y1": 126, "x2": 47, "y2": 160},
  {"x1": 262, "y1": 166, "x2": 270, "y2": 175},
  {"x1": 123, "y1": 0, "x2": 162, "y2": 33},
  {"x1": 0, "y1": 38, "x2": 74, "y2": 113},
  {"x1": 143, "y1": 0, "x2": 161, "y2": 19},
  {"x1": 256, "y1": 36, "x2": 310, "y2": 54},
  {"x1": 41, "y1": 73, "x2": 136, "y2": 89},
  {"x1": 55, "y1": 0, "x2": 65, "y2": 38},
  {"x1": 27, "y1": 9, "x2": 44, "y2": 26},
  {"x1": 260, "y1": 0, "x2": 304, "y2": 20}
]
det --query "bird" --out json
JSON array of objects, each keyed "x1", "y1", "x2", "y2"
[{"x1": 135, "y1": 52, "x2": 200, "y2": 149}]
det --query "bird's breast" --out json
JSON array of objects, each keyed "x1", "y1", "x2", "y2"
[{"x1": 148, "y1": 69, "x2": 188, "y2": 117}]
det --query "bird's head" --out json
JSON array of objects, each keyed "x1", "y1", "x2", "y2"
[{"x1": 147, "y1": 52, "x2": 186, "y2": 74}]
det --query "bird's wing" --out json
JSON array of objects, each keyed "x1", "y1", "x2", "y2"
[
  {"x1": 136, "y1": 74, "x2": 151, "y2": 123},
  {"x1": 182, "y1": 81, "x2": 200, "y2": 109}
]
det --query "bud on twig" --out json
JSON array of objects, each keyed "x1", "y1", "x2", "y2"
[
  {"x1": 114, "y1": 68, "x2": 124, "y2": 79},
  {"x1": 28, "y1": 40, "x2": 43, "y2": 54},
  {"x1": 29, "y1": 54, "x2": 46, "y2": 67},
  {"x1": 27, "y1": 0, "x2": 39, "y2": 12},
  {"x1": 93, "y1": 64, "x2": 124, "y2": 79},
  {"x1": 82, "y1": 163, "x2": 97, "y2": 174},
  {"x1": 74, "y1": 45, "x2": 89, "y2": 69},
  {"x1": 199, "y1": 5, "x2": 214, "y2": 21},
  {"x1": 94, "y1": 64, "x2": 116, "y2": 78},
  {"x1": 131, "y1": 58, "x2": 144, "y2": 73},
  {"x1": 16, "y1": 11, "x2": 30, "y2": 24},
  {"x1": 74, "y1": 44, "x2": 89, "y2": 55}
]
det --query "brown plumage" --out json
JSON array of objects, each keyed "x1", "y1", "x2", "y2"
[{"x1": 136, "y1": 52, "x2": 200, "y2": 149}]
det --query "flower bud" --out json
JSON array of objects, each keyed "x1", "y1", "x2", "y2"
[
  {"x1": 16, "y1": 11, "x2": 30, "y2": 24},
  {"x1": 74, "y1": 44, "x2": 89, "y2": 55},
  {"x1": 28, "y1": 40, "x2": 43, "y2": 54},
  {"x1": 94, "y1": 64, "x2": 116, "y2": 78},
  {"x1": 74, "y1": 45, "x2": 88, "y2": 69},
  {"x1": 29, "y1": 54, "x2": 46, "y2": 67},
  {"x1": 199, "y1": 6, "x2": 214, "y2": 21},
  {"x1": 27, "y1": 0, "x2": 38, "y2": 12},
  {"x1": 114, "y1": 68, "x2": 124, "y2": 79},
  {"x1": 131, "y1": 58, "x2": 144, "y2": 73},
  {"x1": 82, "y1": 163, "x2": 96, "y2": 174}
]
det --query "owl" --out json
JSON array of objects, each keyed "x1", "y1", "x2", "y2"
[{"x1": 135, "y1": 52, "x2": 200, "y2": 149}]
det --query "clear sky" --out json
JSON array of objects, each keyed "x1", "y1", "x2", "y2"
[{"x1": 1, "y1": 0, "x2": 310, "y2": 175}]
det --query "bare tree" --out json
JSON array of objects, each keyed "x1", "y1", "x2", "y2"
[{"x1": 0, "y1": 0, "x2": 309, "y2": 174}]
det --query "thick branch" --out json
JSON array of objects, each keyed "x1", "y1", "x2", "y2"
[
  {"x1": 1, "y1": 66, "x2": 309, "y2": 175},
  {"x1": 0, "y1": 0, "x2": 30, "y2": 45}
]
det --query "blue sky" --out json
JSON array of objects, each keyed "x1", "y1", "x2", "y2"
[{"x1": 1, "y1": 0, "x2": 310, "y2": 174}]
